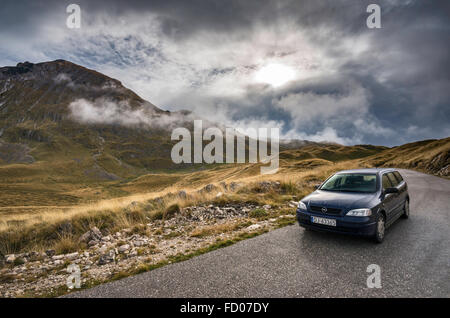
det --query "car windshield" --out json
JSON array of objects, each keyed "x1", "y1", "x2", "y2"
[{"x1": 319, "y1": 173, "x2": 377, "y2": 193}]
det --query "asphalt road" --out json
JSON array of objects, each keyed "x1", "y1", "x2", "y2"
[{"x1": 66, "y1": 170, "x2": 450, "y2": 297}]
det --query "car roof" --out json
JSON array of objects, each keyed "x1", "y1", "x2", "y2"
[{"x1": 335, "y1": 168, "x2": 396, "y2": 175}]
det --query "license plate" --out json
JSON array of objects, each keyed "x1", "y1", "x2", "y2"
[{"x1": 311, "y1": 216, "x2": 336, "y2": 227}]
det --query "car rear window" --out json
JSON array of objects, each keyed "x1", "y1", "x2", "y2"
[
  {"x1": 393, "y1": 171, "x2": 404, "y2": 183},
  {"x1": 387, "y1": 172, "x2": 399, "y2": 187},
  {"x1": 382, "y1": 174, "x2": 392, "y2": 190}
]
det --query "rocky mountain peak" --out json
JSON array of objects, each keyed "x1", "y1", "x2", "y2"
[
  {"x1": 0, "y1": 59, "x2": 122, "y2": 88},
  {"x1": 0, "y1": 59, "x2": 164, "y2": 122}
]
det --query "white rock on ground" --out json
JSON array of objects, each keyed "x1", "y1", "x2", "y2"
[
  {"x1": 118, "y1": 244, "x2": 130, "y2": 253},
  {"x1": 5, "y1": 255, "x2": 16, "y2": 263},
  {"x1": 247, "y1": 224, "x2": 262, "y2": 231}
]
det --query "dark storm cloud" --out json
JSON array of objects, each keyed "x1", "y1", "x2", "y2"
[{"x1": 0, "y1": 0, "x2": 449, "y2": 146}]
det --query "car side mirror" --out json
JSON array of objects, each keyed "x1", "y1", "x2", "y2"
[{"x1": 384, "y1": 187, "x2": 399, "y2": 194}]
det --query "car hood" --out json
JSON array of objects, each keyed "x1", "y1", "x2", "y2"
[{"x1": 302, "y1": 190, "x2": 377, "y2": 210}]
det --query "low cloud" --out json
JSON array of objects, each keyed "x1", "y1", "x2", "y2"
[
  {"x1": 53, "y1": 73, "x2": 71, "y2": 83},
  {"x1": 68, "y1": 98, "x2": 192, "y2": 129}
]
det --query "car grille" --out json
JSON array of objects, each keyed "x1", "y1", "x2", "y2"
[{"x1": 309, "y1": 205, "x2": 342, "y2": 215}]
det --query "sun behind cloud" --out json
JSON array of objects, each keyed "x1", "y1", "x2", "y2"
[{"x1": 254, "y1": 63, "x2": 296, "y2": 87}]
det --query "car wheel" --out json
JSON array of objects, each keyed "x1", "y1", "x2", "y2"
[
  {"x1": 374, "y1": 213, "x2": 385, "y2": 243},
  {"x1": 401, "y1": 200, "x2": 410, "y2": 219}
]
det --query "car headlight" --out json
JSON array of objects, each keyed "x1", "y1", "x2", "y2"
[
  {"x1": 346, "y1": 208, "x2": 372, "y2": 217},
  {"x1": 297, "y1": 201, "x2": 307, "y2": 210}
]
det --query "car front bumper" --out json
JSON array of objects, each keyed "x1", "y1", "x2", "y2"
[{"x1": 296, "y1": 208, "x2": 377, "y2": 236}]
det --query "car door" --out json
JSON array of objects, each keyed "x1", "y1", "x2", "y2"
[
  {"x1": 386, "y1": 172, "x2": 404, "y2": 216},
  {"x1": 393, "y1": 171, "x2": 408, "y2": 205},
  {"x1": 381, "y1": 173, "x2": 397, "y2": 224}
]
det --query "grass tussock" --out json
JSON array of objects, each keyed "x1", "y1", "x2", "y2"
[
  {"x1": 248, "y1": 208, "x2": 268, "y2": 218},
  {"x1": 53, "y1": 234, "x2": 84, "y2": 254}
]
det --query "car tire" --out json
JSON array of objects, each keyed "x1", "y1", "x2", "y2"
[
  {"x1": 373, "y1": 213, "x2": 385, "y2": 243},
  {"x1": 401, "y1": 200, "x2": 410, "y2": 219}
]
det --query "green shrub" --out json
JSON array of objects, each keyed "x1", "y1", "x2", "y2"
[
  {"x1": 13, "y1": 257, "x2": 26, "y2": 266},
  {"x1": 248, "y1": 208, "x2": 268, "y2": 218}
]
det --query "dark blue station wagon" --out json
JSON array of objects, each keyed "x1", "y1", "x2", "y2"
[{"x1": 296, "y1": 168, "x2": 410, "y2": 243}]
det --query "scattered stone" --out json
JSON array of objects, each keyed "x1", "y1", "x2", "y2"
[
  {"x1": 52, "y1": 255, "x2": 64, "y2": 261},
  {"x1": 177, "y1": 190, "x2": 187, "y2": 199},
  {"x1": 65, "y1": 252, "x2": 79, "y2": 261},
  {"x1": 202, "y1": 184, "x2": 217, "y2": 193},
  {"x1": 132, "y1": 240, "x2": 145, "y2": 247},
  {"x1": 229, "y1": 182, "x2": 243, "y2": 191},
  {"x1": 129, "y1": 249, "x2": 138, "y2": 257},
  {"x1": 258, "y1": 181, "x2": 281, "y2": 192},
  {"x1": 118, "y1": 244, "x2": 130, "y2": 253},
  {"x1": 98, "y1": 245, "x2": 108, "y2": 254},
  {"x1": 216, "y1": 192, "x2": 223, "y2": 198},
  {"x1": 247, "y1": 224, "x2": 262, "y2": 231},
  {"x1": 79, "y1": 227, "x2": 103, "y2": 243},
  {"x1": 98, "y1": 250, "x2": 115, "y2": 265},
  {"x1": 263, "y1": 204, "x2": 271, "y2": 210},
  {"x1": 5, "y1": 254, "x2": 16, "y2": 264},
  {"x1": 26, "y1": 251, "x2": 39, "y2": 260}
]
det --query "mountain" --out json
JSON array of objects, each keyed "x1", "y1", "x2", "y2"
[{"x1": 0, "y1": 60, "x2": 191, "y2": 179}]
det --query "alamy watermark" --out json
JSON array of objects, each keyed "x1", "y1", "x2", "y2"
[
  {"x1": 171, "y1": 120, "x2": 279, "y2": 175},
  {"x1": 66, "y1": 4, "x2": 81, "y2": 29},
  {"x1": 66, "y1": 264, "x2": 81, "y2": 289},
  {"x1": 366, "y1": 264, "x2": 381, "y2": 288},
  {"x1": 366, "y1": 4, "x2": 381, "y2": 29}
]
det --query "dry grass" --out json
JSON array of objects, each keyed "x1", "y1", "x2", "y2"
[
  {"x1": 0, "y1": 156, "x2": 360, "y2": 255},
  {"x1": 53, "y1": 234, "x2": 84, "y2": 254}
]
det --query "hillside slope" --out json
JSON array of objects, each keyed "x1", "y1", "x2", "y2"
[{"x1": 361, "y1": 137, "x2": 450, "y2": 177}]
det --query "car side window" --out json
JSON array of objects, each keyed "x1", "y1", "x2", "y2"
[
  {"x1": 387, "y1": 172, "x2": 399, "y2": 187},
  {"x1": 382, "y1": 174, "x2": 392, "y2": 190},
  {"x1": 393, "y1": 171, "x2": 404, "y2": 183}
]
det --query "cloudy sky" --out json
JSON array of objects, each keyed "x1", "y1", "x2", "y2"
[{"x1": 0, "y1": 0, "x2": 449, "y2": 146}]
